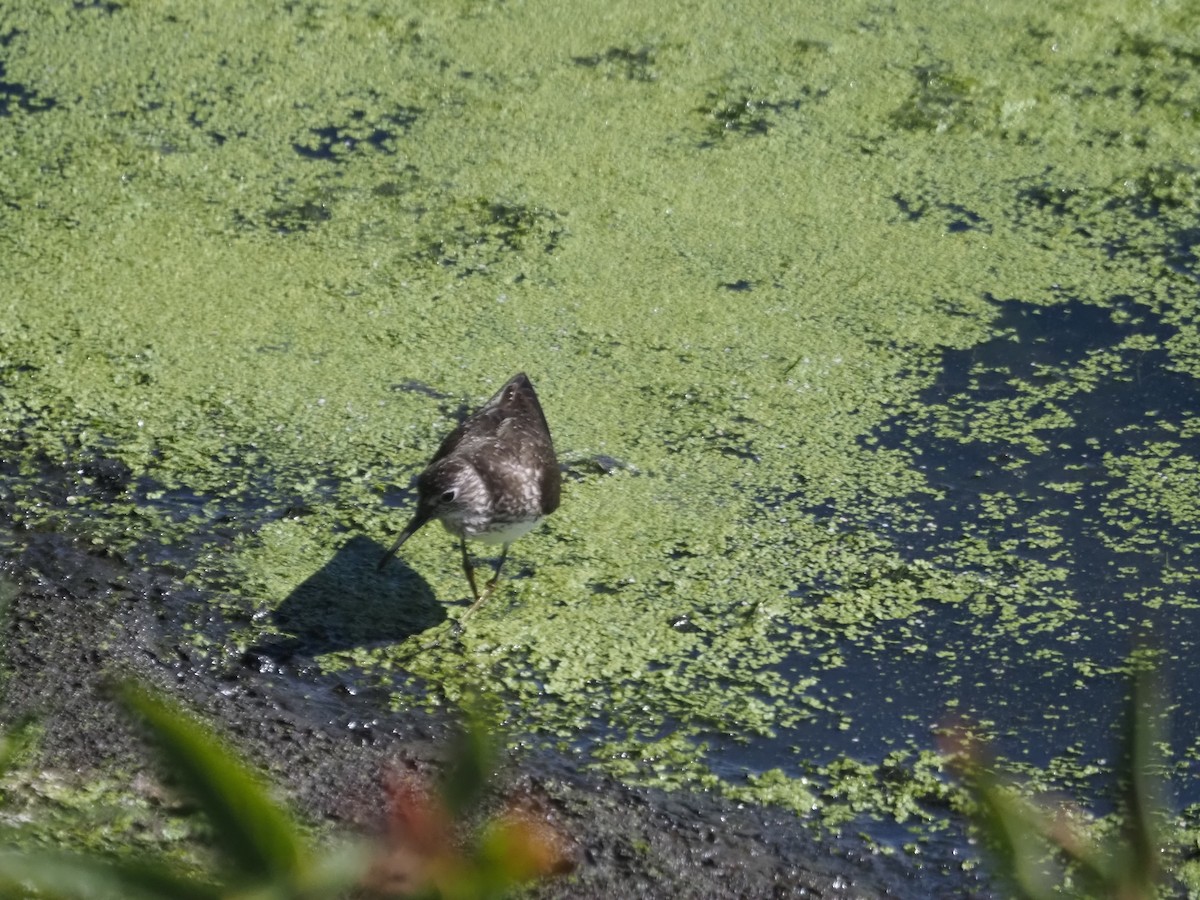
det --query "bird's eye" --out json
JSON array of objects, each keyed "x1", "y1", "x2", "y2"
[{"x1": 440, "y1": 489, "x2": 457, "y2": 503}]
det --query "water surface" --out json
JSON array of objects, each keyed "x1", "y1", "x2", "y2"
[{"x1": 2, "y1": 0, "x2": 1199, "y2": 885}]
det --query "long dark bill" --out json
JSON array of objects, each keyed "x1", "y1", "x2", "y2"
[{"x1": 377, "y1": 510, "x2": 431, "y2": 571}]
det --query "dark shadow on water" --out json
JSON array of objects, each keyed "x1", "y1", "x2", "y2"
[{"x1": 250, "y1": 534, "x2": 445, "y2": 660}]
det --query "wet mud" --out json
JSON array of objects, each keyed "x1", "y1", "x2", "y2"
[{"x1": 0, "y1": 455, "x2": 988, "y2": 899}]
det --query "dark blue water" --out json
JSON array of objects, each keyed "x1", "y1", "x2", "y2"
[{"x1": 689, "y1": 294, "x2": 1200, "y2": 882}]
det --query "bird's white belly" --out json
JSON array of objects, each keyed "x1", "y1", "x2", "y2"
[{"x1": 442, "y1": 515, "x2": 542, "y2": 545}]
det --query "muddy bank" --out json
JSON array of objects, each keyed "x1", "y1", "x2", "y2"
[{"x1": 0, "y1": 460, "x2": 987, "y2": 899}]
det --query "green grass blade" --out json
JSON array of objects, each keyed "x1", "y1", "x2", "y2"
[
  {"x1": 967, "y1": 764, "x2": 1061, "y2": 900},
  {"x1": 1117, "y1": 663, "x2": 1164, "y2": 895},
  {"x1": 441, "y1": 704, "x2": 498, "y2": 820},
  {"x1": 117, "y1": 682, "x2": 304, "y2": 886},
  {"x1": 0, "y1": 849, "x2": 223, "y2": 900}
]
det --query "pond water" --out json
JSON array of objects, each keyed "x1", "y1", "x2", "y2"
[{"x1": 2, "y1": 0, "x2": 1199, "y2": 888}]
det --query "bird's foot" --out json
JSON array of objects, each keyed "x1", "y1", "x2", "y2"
[{"x1": 457, "y1": 581, "x2": 498, "y2": 627}]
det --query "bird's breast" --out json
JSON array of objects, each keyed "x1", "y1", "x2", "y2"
[{"x1": 449, "y1": 515, "x2": 543, "y2": 545}]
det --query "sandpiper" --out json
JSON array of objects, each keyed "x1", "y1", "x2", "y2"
[{"x1": 378, "y1": 373, "x2": 560, "y2": 614}]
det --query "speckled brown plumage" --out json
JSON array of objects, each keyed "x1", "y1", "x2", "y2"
[{"x1": 378, "y1": 373, "x2": 559, "y2": 611}]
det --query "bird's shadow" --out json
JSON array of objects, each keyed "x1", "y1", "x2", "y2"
[{"x1": 251, "y1": 534, "x2": 446, "y2": 661}]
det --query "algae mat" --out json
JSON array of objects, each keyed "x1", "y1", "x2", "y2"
[{"x1": 2, "y1": 0, "x2": 1200, "y2": 870}]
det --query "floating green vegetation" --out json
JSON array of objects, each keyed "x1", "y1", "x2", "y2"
[
  {"x1": 570, "y1": 44, "x2": 667, "y2": 83},
  {"x1": 1, "y1": 0, "x2": 1199, "y2": 869},
  {"x1": 888, "y1": 63, "x2": 983, "y2": 134}
]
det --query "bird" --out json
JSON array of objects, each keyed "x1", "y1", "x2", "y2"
[{"x1": 378, "y1": 373, "x2": 560, "y2": 615}]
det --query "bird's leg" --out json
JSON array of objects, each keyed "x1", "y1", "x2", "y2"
[
  {"x1": 461, "y1": 543, "x2": 510, "y2": 621},
  {"x1": 486, "y1": 543, "x2": 511, "y2": 593},
  {"x1": 460, "y1": 537, "x2": 482, "y2": 602}
]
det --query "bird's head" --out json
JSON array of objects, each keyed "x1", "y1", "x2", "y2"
[{"x1": 417, "y1": 458, "x2": 489, "y2": 532}]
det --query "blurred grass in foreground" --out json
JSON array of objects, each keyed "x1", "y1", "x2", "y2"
[
  {"x1": 0, "y1": 658, "x2": 1187, "y2": 898},
  {"x1": 0, "y1": 683, "x2": 571, "y2": 899},
  {"x1": 945, "y1": 660, "x2": 1173, "y2": 900}
]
